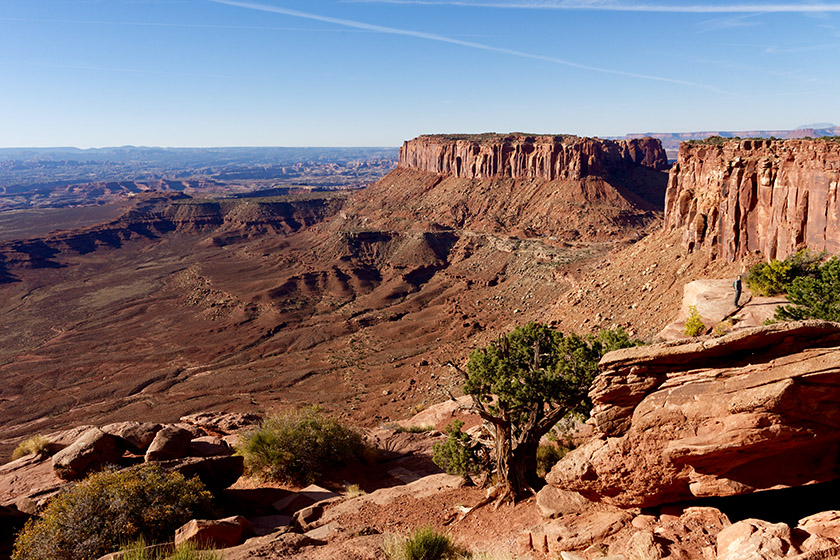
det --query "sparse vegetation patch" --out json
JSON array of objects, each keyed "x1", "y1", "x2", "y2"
[
  {"x1": 776, "y1": 257, "x2": 840, "y2": 322},
  {"x1": 11, "y1": 435, "x2": 50, "y2": 460},
  {"x1": 237, "y1": 406, "x2": 366, "y2": 485},
  {"x1": 746, "y1": 249, "x2": 823, "y2": 296},
  {"x1": 119, "y1": 540, "x2": 222, "y2": 560},
  {"x1": 383, "y1": 526, "x2": 468, "y2": 560},
  {"x1": 683, "y1": 305, "x2": 706, "y2": 337},
  {"x1": 12, "y1": 464, "x2": 214, "y2": 560},
  {"x1": 432, "y1": 420, "x2": 490, "y2": 480}
]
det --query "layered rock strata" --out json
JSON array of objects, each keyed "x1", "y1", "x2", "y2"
[
  {"x1": 547, "y1": 320, "x2": 840, "y2": 508},
  {"x1": 399, "y1": 134, "x2": 668, "y2": 181},
  {"x1": 665, "y1": 139, "x2": 840, "y2": 261}
]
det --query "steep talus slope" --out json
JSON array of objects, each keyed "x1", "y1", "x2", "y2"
[
  {"x1": 666, "y1": 138, "x2": 840, "y2": 261},
  {"x1": 550, "y1": 139, "x2": 840, "y2": 338},
  {"x1": 0, "y1": 135, "x2": 667, "y2": 458}
]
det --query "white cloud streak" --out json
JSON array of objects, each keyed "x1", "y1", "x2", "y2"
[
  {"x1": 348, "y1": 0, "x2": 840, "y2": 13},
  {"x1": 209, "y1": 0, "x2": 730, "y2": 93}
]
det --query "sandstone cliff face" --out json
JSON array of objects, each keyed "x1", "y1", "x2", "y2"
[
  {"x1": 399, "y1": 134, "x2": 668, "y2": 182},
  {"x1": 343, "y1": 134, "x2": 669, "y2": 241},
  {"x1": 665, "y1": 139, "x2": 840, "y2": 261},
  {"x1": 547, "y1": 321, "x2": 840, "y2": 508}
]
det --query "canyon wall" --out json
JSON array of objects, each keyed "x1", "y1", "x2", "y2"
[
  {"x1": 398, "y1": 134, "x2": 668, "y2": 181},
  {"x1": 345, "y1": 134, "x2": 670, "y2": 240},
  {"x1": 665, "y1": 139, "x2": 840, "y2": 261}
]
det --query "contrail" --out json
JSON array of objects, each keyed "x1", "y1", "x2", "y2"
[
  {"x1": 210, "y1": 0, "x2": 731, "y2": 93},
  {"x1": 347, "y1": 0, "x2": 840, "y2": 13}
]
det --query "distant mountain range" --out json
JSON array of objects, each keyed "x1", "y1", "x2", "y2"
[{"x1": 623, "y1": 124, "x2": 840, "y2": 157}]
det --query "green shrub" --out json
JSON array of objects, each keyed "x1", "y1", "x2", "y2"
[
  {"x1": 12, "y1": 464, "x2": 214, "y2": 560},
  {"x1": 167, "y1": 544, "x2": 222, "y2": 560},
  {"x1": 383, "y1": 526, "x2": 467, "y2": 560},
  {"x1": 346, "y1": 483, "x2": 366, "y2": 498},
  {"x1": 120, "y1": 540, "x2": 222, "y2": 560},
  {"x1": 237, "y1": 406, "x2": 365, "y2": 485},
  {"x1": 11, "y1": 435, "x2": 50, "y2": 460},
  {"x1": 746, "y1": 249, "x2": 824, "y2": 296},
  {"x1": 432, "y1": 420, "x2": 488, "y2": 479},
  {"x1": 395, "y1": 425, "x2": 434, "y2": 434},
  {"x1": 711, "y1": 319, "x2": 734, "y2": 337},
  {"x1": 775, "y1": 257, "x2": 840, "y2": 322},
  {"x1": 536, "y1": 443, "x2": 568, "y2": 478},
  {"x1": 683, "y1": 305, "x2": 706, "y2": 337}
]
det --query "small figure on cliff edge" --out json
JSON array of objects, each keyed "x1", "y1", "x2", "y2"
[{"x1": 733, "y1": 276, "x2": 742, "y2": 307}]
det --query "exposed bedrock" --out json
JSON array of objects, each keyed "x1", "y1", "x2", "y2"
[
  {"x1": 546, "y1": 320, "x2": 840, "y2": 508},
  {"x1": 665, "y1": 139, "x2": 840, "y2": 261},
  {"x1": 397, "y1": 134, "x2": 669, "y2": 207}
]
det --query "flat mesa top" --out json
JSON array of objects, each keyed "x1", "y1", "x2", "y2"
[{"x1": 413, "y1": 133, "x2": 582, "y2": 144}]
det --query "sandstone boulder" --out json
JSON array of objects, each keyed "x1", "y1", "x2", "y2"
[
  {"x1": 795, "y1": 511, "x2": 840, "y2": 554},
  {"x1": 716, "y1": 519, "x2": 796, "y2": 559},
  {"x1": 272, "y1": 484, "x2": 340, "y2": 516},
  {"x1": 624, "y1": 530, "x2": 665, "y2": 560},
  {"x1": 536, "y1": 485, "x2": 602, "y2": 519},
  {"x1": 174, "y1": 515, "x2": 254, "y2": 548},
  {"x1": 156, "y1": 455, "x2": 244, "y2": 493},
  {"x1": 221, "y1": 529, "x2": 323, "y2": 560},
  {"x1": 395, "y1": 396, "x2": 472, "y2": 431},
  {"x1": 44, "y1": 425, "x2": 96, "y2": 449},
  {"x1": 0, "y1": 453, "x2": 69, "y2": 514},
  {"x1": 521, "y1": 507, "x2": 634, "y2": 555},
  {"x1": 293, "y1": 504, "x2": 326, "y2": 532},
  {"x1": 187, "y1": 436, "x2": 232, "y2": 458},
  {"x1": 145, "y1": 426, "x2": 193, "y2": 462},
  {"x1": 101, "y1": 422, "x2": 161, "y2": 454},
  {"x1": 548, "y1": 321, "x2": 840, "y2": 507},
  {"x1": 52, "y1": 428, "x2": 123, "y2": 480}
]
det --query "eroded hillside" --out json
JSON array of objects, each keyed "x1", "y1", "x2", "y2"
[{"x1": 0, "y1": 134, "x2": 668, "y2": 458}]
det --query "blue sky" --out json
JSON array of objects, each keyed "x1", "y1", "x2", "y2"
[{"x1": 0, "y1": 0, "x2": 838, "y2": 147}]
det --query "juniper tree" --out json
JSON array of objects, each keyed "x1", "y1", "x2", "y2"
[{"x1": 451, "y1": 322, "x2": 638, "y2": 503}]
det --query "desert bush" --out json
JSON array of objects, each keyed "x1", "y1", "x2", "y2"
[
  {"x1": 394, "y1": 425, "x2": 434, "y2": 434},
  {"x1": 683, "y1": 305, "x2": 705, "y2": 337},
  {"x1": 346, "y1": 483, "x2": 366, "y2": 498},
  {"x1": 746, "y1": 249, "x2": 824, "y2": 296},
  {"x1": 12, "y1": 464, "x2": 214, "y2": 560},
  {"x1": 712, "y1": 318, "x2": 734, "y2": 337},
  {"x1": 536, "y1": 443, "x2": 568, "y2": 478},
  {"x1": 167, "y1": 545, "x2": 222, "y2": 560},
  {"x1": 120, "y1": 540, "x2": 222, "y2": 560},
  {"x1": 432, "y1": 420, "x2": 489, "y2": 479},
  {"x1": 11, "y1": 435, "x2": 50, "y2": 460},
  {"x1": 237, "y1": 406, "x2": 365, "y2": 485},
  {"x1": 383, "y1": 526, "x2": 467, "y2": 560},
  {"x1": 775, "y1": 257, "x2": 840, "y2": 322}
]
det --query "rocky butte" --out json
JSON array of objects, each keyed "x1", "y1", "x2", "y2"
[
  {"x1": 399, "y1": 134, "x2": 668, "y2": 181},
  {"x1": 665, "y1": 138, "x2": 840, "y2": 261},
  {"x1": 355, "y1": 133, "x2": 670, "y2": 241}
]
